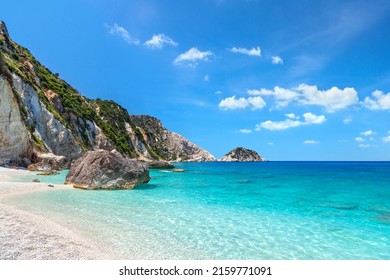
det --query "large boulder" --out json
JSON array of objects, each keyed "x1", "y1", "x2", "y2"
[{"x1": 65, "y1": 150, "x2": 150, "y2": 190}]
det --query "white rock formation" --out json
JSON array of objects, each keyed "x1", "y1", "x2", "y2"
[
  {"x1": 0, "y1": 76, "x2": 32, "y2": 161},
  {"x1": 167, "y1": 132, "x2": 215, "y2": 162},
  {"x1": 12, "y1": 73, "x2": 83, "y2": 160}
]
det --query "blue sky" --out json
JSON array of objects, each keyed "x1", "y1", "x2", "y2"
[{"x1": 2, "y1": 0, "x2": 390, "y2": 160}]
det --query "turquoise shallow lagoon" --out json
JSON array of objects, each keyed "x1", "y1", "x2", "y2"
[{"x1": 5, "y1": 162, "x2": 390, "y2": 259}]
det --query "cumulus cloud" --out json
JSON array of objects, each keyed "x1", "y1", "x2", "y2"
[
  {"x1": 361, "y1": 130, "x2": 375, "y2": 136},
  {"x1": 304, "y1": 140, "x2": 320, "y2": 144},
  {"x1": 255, "y1": 112, "x2": 326, "y2": 131},
  {"x1": 218, "y1": 96, "x2": 249, "y2": 110},
  {"x1": 229, "y1": 47, "x2": 261, "y2": 57},
  {"x1": 248, "y1": 87, "x2": 299, "y2": 108},
  {"x1": 247, "y1": 84, "x2": 358, "y2": 112},
  {"x1": 383, "y1": 135, "x2": 390, "y2": 142},
  {"x1": 174, "y1": 47, "x2": 214, "y2": 66},
  {"x1": 105, "y1": 23, "x2": 139, "y2": 45},
  {"x1": 144, "y1": 34, "x2": 177, "y2": 49},
  {"x1": 285, "y1": 113, "x2": 300, "y2": 119},
  {"x1": 239, "y1": 129, "x2": 252, "y2": 134},
  {"x1": 362, "y1": 90, "x2": 390, "y2": 110},
  {"x1": 218, "y1": 96, "x2": 266, "y2": 110},
  {"x1": 296, "y1": 84, "x2": 359, "y2": 112},
  {"x1": 355, "y1": 137, "x2": 365, "y2": 142},
  {"x1": 272, "y1": 56, "x2": 283, "y2": 64}
]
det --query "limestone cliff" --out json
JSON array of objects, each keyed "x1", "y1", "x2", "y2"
[
  {"x1": 220, "y1": 147, "x2": 264, "y2": 162},
  {"x1": 130, "y1": 115, "x2": 215, "y2": 161},
  {"x1": 0, "y1": 21, "x2": 215, "y2": 166}
]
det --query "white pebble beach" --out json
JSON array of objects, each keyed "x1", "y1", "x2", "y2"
[{"x1": 0, "y1": 167, "x2": 115, "y2": 260}]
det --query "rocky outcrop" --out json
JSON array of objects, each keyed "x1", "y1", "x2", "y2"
[
  {"x1": 146, "y1": 160, "x2": 175, "y2": 169},
  {"x1": 0, "y1": 21, "x2": 215, "y2": 166},
  {"x1": 130, "y1": 115, "x2": 216, "y2": 162},
  {"x1": 65, "y1": 150, "x2": 150, "y2": 190},
  {"x1": 220, "y1": 147, "x2": 264, "y2": 162},
  {"x1": 27, "y1": 153, "x2": 68, "y2": 171}
]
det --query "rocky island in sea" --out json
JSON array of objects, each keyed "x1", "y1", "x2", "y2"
[
  {"x1": 220, "y1": 147, "x2": 265, "y2": 162},
  {"x1": 0, "y1": 20, "x2": 215, "y2": 177}
]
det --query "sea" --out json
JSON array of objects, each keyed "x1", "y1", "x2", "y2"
[{"x1": 5, "y1": 162, "x2": 390, "y2": 259}]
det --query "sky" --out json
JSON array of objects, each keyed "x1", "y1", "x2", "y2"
[{"x1": 2, "y1": 0, "x2": 390, "y2": 160}]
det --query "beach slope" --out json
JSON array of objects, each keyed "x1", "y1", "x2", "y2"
[{"x1": 0, "y1": 167, "x2": 113, "y2": 260}]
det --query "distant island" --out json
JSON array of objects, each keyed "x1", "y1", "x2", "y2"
[{"x1": 220, "y1": 147, "x2": 265, "y2": 162}]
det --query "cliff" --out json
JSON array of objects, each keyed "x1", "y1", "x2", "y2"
[
  {"x1": 0, "y1": 21, "x2": 215, "y2": 166},
  {"x1": 220, "y1": 147, "x2": 264, "y2": 162}
]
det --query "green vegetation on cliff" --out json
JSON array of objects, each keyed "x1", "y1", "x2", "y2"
[
  {"x1": 0, "y1": 21, "x2": 144, "y2": 158},
  {"x1": 0, "y1": 20, "x2": 213, "y2": 162}
]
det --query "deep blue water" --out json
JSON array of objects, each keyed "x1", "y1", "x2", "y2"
[{"x1": 6, "y1": 162, "x2": 390, "y2": 259}]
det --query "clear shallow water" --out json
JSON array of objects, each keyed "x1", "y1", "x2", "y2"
[
  {"x1": 11, "y1": 169, "x2": 69, "y2": 184},
  {"x1": 6, "y1": 162, "x2": 390, "y2": 259}
]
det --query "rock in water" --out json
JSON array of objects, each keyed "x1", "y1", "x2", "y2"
[
  {"x1": 146, "y1": 161, "x2": 175, "y2": 169},
  {"x1": 220, "y1": 147, "x2": 265, "y2": 162},
  {"x1": 65, "y1": 150, "x2": 150, "y2": 190}
]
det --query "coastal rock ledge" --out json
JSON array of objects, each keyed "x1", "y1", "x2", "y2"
[
  {"x1": 220, "y1": 147, "x2": 265, "y2": 162},
  {"x1": 65, "y1": 150, "x2": 150, "y2": 190}
]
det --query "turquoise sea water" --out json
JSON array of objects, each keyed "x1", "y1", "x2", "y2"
[{"x1": 5, "y1": 162, "x2": 390, "y2": 259}]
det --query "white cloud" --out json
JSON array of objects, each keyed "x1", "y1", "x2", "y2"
[
  {"x1": 267, "y1": 142, "x2": 274, "y2": 145},
  {"x1": 304, "y1": 140, "x2": 320, "y2": 144},
  {"x1": 362, "y1": 90, "x2": 390, "y2": 110},
  {"x1": 272, "y1": 56, "x2": 283, "y2": 64},
  {"x1": 256, "y1": 112, "x2": 326, "y2": 131},
  {"x1": 358, "y1": 144, "x2": 371, "y2": 148},
  {"x1": 218, "y1": 96, "x2": 266, "y2": 110},
  {"x1": 361, "y1": 130, "x2": 376, "y2": 136},
  {"x1": 247, "y1": 96, "x2": 266, "y2": 109},
  {"x1": 285, "y1": 113, "x2": 300, "y2": 119},
  {"x1": 204, "y1": 74, "x2": 210, "y2": 81},
  {"x1": 239, "y1": 129, "x2": 252, "y2": 134},
  {"x1": 247, "y1": 84, "x2": 358, "y2": 111},
  {"x1": 302, "y1": 112, "x2": 327, "y2": 124},
  {"x1": 383, "y1": 135, "x2": 390, "y2": 142},
  {"x1": 343, "y1": 118, "x2": 352, "y2": 124},
  {"x1": 218, "y1": 96, "x2": 250, "y2": 110},
  {"x1": 144, "y1": 34, "x2": 177, "y2": 49},
  {"x1": 215, "y1": 90, "x2": 222, "y2": 94},
  {"x1": 248, "y1": 87, "x2": 299, "y2": 108},
  {"x1": 105, "y1": 23, "x2": 140, "y2": 45},
  {"x1": 355, "y1": 137, "x2": 365, "y2": 142},
  {"x1": 297, "y1": 84, "x2": 359, "y2": 112},
  {"x1": 229, "y1": 47, "x2": 261, "y2": 57},
  {"x1": 174, "y1": 47, "x2": 214, "y2": 66}
]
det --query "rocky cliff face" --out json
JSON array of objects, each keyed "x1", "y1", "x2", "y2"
[
  {"x1": 0, "y1": 75, "x2": 32, "y2": 161},
  {"x1": 130, "y1": 115, "x2": 215, "y2": 161},
  {"x1": 220, "y1": 147, "x2": 264, "y2": 162},
  {"x1": 0, "y1": 21, "x2": 215, "y2": 166}
]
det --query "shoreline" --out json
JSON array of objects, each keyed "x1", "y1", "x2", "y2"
[{"x1": 0, "y1": 167, "x2": 116, "y2": 260}]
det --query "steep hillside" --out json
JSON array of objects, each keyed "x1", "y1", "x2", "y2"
[{"x1": 0, "y1": 21, "x2": 215, "y2": 166}]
